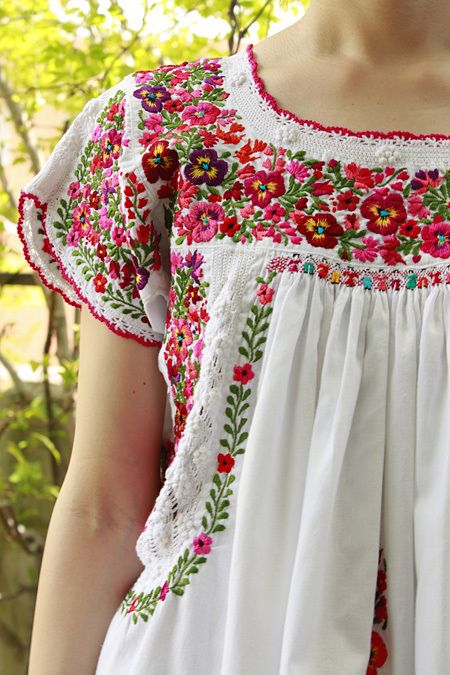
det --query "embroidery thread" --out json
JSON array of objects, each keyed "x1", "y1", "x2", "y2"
[{"x1": 120, "y1": 267, "x2": 276, "y2": 624}]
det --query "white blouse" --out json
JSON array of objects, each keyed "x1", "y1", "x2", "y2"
[{"x1": 19, "y1": 42, "x2": 450, "y2": 674}]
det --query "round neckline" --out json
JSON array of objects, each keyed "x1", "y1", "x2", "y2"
[{"x1": 245, "y1": 42, "x2": 450, "y2": 144}]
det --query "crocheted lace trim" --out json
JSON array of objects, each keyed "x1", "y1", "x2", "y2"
[
  {"x1": 135, "y1": 248, "x2": 255, "y2": 585},
  {"x1": 220, "y1": 47, "x2": 450, "y2": 172}
]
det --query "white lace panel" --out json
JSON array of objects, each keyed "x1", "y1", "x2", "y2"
[{"x1": 135, "y1": 246, "x2": 257, "y2": 587}]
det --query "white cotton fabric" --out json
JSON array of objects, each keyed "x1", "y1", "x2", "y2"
[
  {"x1": 19, "y1": 41, "x2": 450, "y2": 674},
  {"x1": 96, "y1": 258, "x2": 450, "y2": 674}
]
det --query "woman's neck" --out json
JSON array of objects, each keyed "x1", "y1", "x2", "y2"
[{"x1": 287, "y1": 0, "x2": 450, "y2": 66}]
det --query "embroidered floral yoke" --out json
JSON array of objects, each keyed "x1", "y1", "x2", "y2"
[{"x1": 18, "y1": 44, "x2": 450, "y2": 675}]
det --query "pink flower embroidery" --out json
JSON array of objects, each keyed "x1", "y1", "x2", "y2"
[
  {"x1": 72, "y1": 201, "x2": 91, "y2": 233},
  {"x1": 68, "y1": 181, "x2": 82, "y2": 199},
  {"x1": 160, "y1": 581, "x2": 170, "y2": 601},
  {"x1": 420, "y1": 220, "x2": 450, "y2": 259},
  {"x1": 256, "y1": 284, "x2": 274, "y2": 305},
  {"x1": 186, "y1": 201, "x2": 224, "y2": 242},
  {"x1": 286, "y1": 160, "x2": 309, "y2": 182},
  {"x1": 193, "y1": 532, "x2": 213, "y2": 555},
  {"x1": 181, "y1": 102, "x2": 221, "y2": 126},
  {"x1": 264, "y1": 202, "x2": 285, "y2": 223}
]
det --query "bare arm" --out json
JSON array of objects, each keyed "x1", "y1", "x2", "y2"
[{"x1": 28, "y1": 306, "x2": 167, "y2": 675}]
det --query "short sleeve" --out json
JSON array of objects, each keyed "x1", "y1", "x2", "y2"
[{"x1": 17, "y1": 74, "x2": 174, "y2": 346}]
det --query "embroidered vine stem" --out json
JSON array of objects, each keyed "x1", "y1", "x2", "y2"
[{"x1": 119, "y1": 268, "x2": 276, "y2": 623}]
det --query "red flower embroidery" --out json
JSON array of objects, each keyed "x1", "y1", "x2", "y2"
[
  {"x1": 127, "y1": 597, "x2": 138, "y2": 614},
  {"x1": 72, "y1": 201, "x2": 92, "y2": 234},
  {"x1": 366, "y1": 548, "x2": 389, "y2": 672},
  {"x1": 96, "y1": 243, "x2": 107, "y2": 260},
  {"x1": 374, "y1": 594, "x2": 388, "y2": 625},
  {"x1": 377, "y1": 568, "x2": 387, "y2": 594},
  {"x1": 244, "y1": 170, "x2": 285, "y2": 207},
  {"x1": 233, "y1": 363, "x2": 254, "y2": 384},
  {"x1": 294, "y1": 212, "x2": 344, "y2": 249},
  {"x1": 360, "y1": 189, "x2": 407, "y2": 236},
  {"x1": 100, "y1": 128, "x2": 123, "y2": 168},
  {"x1": 142, "y1": 139, "x2": 179, "y2": 183},
  {"x1": 93, "y1": 272, "x2": 107, "y2": 293},
  {"x1": 366, "y1": 630, "x2": 388, "y2": 674},
  {"x1": 217, "y1": 452, "x2": 235, "y2": 473},
  {"x1": 220, "y1": 215, "x2": 240, "y2": 237}
]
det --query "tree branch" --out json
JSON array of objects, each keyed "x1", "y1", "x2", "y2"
[
  {"x1": 239, "y1": 0, "x2": 273, "y2": 42},
  {"x1": 0, "y1": 149, "x2": 17, "y2": 212},
  {"x1": 99, "y1": 0, "x2": 153, "y2": 88},
  {"x1": 0, "y1": 67, "x2": 42, "y2": 175},
  {"x1": 0, "y1": 585, "x2": 36, "y2": 603},
  {"x1": 0, "y1": 502, "x2": 44, "y2": 556},
  {"x1": 228, "y1": 0, "x2": 240, "y2": 55},
  {"x1": 0, "y1": 349, "x2": 30, "y2": 405}
]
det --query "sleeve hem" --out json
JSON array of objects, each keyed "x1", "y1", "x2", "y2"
[{"x1": 17, "y1": 190, "x2": 163, "y2": 348}]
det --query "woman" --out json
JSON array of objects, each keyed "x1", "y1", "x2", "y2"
[{"x1": 19, "y1": 0, "x2": 450, "y2": 672}]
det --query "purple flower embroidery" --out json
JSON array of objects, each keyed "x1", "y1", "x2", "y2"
[
  {"x1": 204, "y1": 75, "x2": 224, "y2": 86},
  {"x1": 184, "y1": 148, "x2": 228, "y2": 186},
  {"x1": 184, "y1": 249, "x2": 205, "y2": 284},
  {"x1": 133, "y1": 85, "x2": 170, "y2": 113},
  {"x1": 130, "y1": 253, "x2": 150, "y2": 290},
  {"x1": 100, "y1": 176, "x2": 118, "y2": 203},
  {"x1": 410, "y1": 168, "x2": 441, "y2": 191}
]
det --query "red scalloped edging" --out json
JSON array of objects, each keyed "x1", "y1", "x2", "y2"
[
  {"x1": 245, "y1": 42, "x2": 450, "y2": 143},
  {"x1": 17, "y1": 190, "x2": 163, "y2": 348}
]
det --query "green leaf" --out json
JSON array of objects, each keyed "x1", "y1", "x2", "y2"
[{"x1": 186, "y1": 566, "x2": 199, "y2": 574}]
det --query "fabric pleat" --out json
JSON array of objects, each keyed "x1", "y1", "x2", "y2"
[
  {"x1": 414, "y1": 289, "x2": 450, "y2": 673},
  {"x1": 219, "y1": 273, "x2": 391, "y2": 674},
  {"x1": 96, "y1": 270, "x2": 449, "y2": 675}
]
